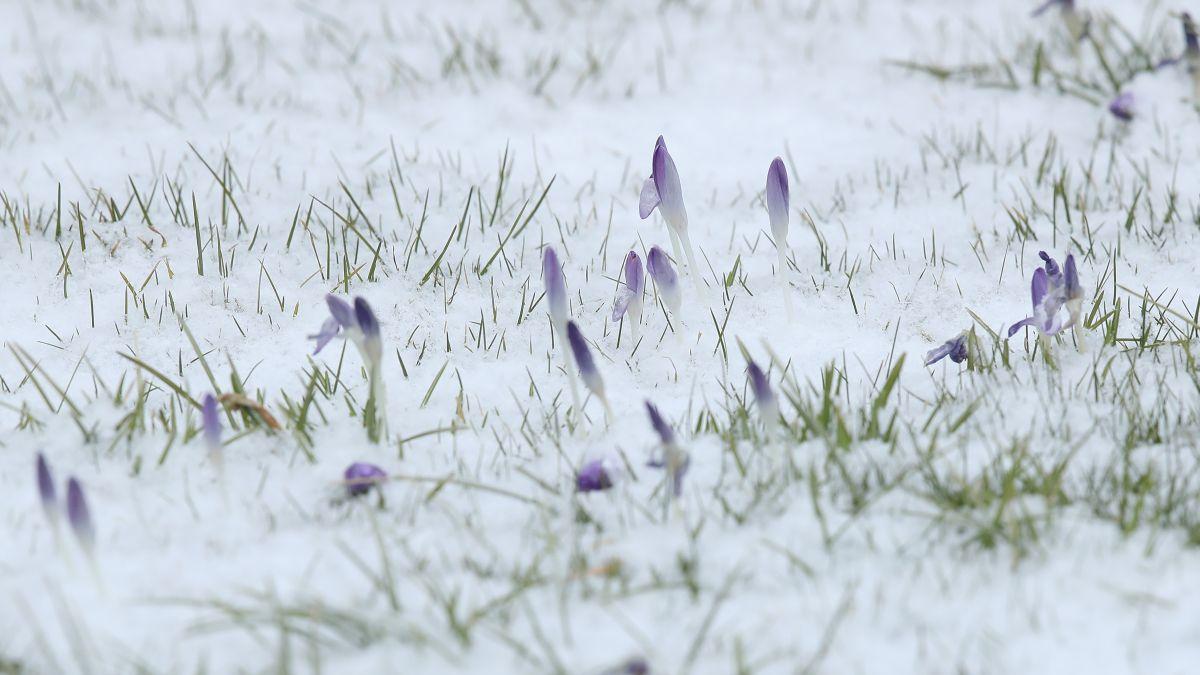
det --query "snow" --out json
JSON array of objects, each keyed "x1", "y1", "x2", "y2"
[{"x1": 3, "y1": 0, "x2": 1200, "y2": 673}]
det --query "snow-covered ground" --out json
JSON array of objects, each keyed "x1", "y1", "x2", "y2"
[{"x1": 4, "y1": 0, "x2": 1200, "y2": 672}]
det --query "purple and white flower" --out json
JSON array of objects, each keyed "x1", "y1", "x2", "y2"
[
  {"x1": 66, "y1": 477, "x2": 94, "y2": 554},
  {"x1": 646, "y1": 246, "x2": 682, "y2": 320},
  {"x1": 612, "y1": 251, "x2": 645, "y2": 340},
  {"x1": 201, "y1": 393, "x2": 222, "y2": 455},
  {"x1": 1108, "y1": 92, "x2": 1134, "y2": 122},
  {"x1": 575, "y1": 458, "x2": 615, "y2": 493},
  {"x1": 1008, "y1": 251, "x2": 1085, "y2": 348},
  {"x1": 311, "y1": 294, "x2": 386, "y2": 441},
  {"x1": 766, "y1": 157, "x2": 794, "y2": 319},
  {"x1": 924, "y1": 332, "x2": 968, "y2": 366},
  {"x1": 746, "y1": 359, "x2": 779, "y2": 425},
  {"x1": 543, "y1": 246, "x2": 569, "y2": 330},
  {"x1": 639, "y1": 136, "x2": 701, "y2": 291},
  {"x1": 344, "y1": 462, "x2": 387, "y2": 498},
  {"x1": 36, "y1": 452, "x2": 56, "y2": 521},
  {"x1": 645, "y1": 400, "x2": 689, "y2": 499},
  {"x1": 567, "y1": 321, "x2": 612, "y2": 419}
]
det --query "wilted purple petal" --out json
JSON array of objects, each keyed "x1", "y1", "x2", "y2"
[
  {"x1": 66, "y1": 477, "x2": 94, "y2": 552},
  {"x1": 765, "y1": 157, "x2": 789, "y2": 242},
  {"x1": 566, "y1": 321, "x2": 604, "y2": 398},
  {"x1": 925, "y1": 333, "x2": 968, "y2": 366},
  {"x1": 1007, "y1": 317, "x2": 1036, "y2": 338},
  {"x1": 542, "y1": 246, "x2": 569, "y2": 326},
  {"x1": 1038, "y1": 250, "x2": 1060, "y2": 278},
  {"x1": 575, "y1": 459, "x2": 614, "y2": 493},
  {"x1": 645, "y1": 400, "x2": 676, "y2": 447},
  {"x1": 646, "y1": 246, "x2": 681, "y2": 315},
  {"x1": 1108, "y1": 92, "x2": 1134, "y2": 121},
  {"x1": 344, "y1": 462, "x2": 387, "y2": 497},
  {"x1": 649, "y1": 136, "x2": 688, "y2": 231},
  {"x1": 201, "y1": 393, "x2": 222, "y2": 454},
  {"x1": 36, "y1": 453, "x2": 56, "y2": 518}
]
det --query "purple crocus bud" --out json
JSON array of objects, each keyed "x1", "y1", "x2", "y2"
[
  {"x1": 612, "y1": 251, "x2": 645, "y2": 324},
  {"x1": 924, "y1": 332, "x2": 968, "y2": 366},
  {"x1": 36, "y1": 453, "x2": 56, "y2": 519},
  {"x1": 1108, "y1": 92, "x2": 1134, "y2": 122},
  {"x1": 566, "y1": 321, "x2": 609, "y2": 415},
  {"x1": 543, "y1": 246, "x2": 569, "y2": 328},
  {"x1": 1063, "y1": 253, "x2": 1085, "y2": 334},
  {"x1": 344, "y1": 462, "x2": 387, "y2": 497},
  {"x1": 575, "y1": 459, "x2": 614, "y2": 493},
  {"x1": 66, "y1": 477, "x2": 94, "y2": 553},
  {"x1": 201, "y1": 393, "x2": 222, "y2": 455},
  {"x1": 746, "y1": 359, "x2": 779, "y2": 424},
  {"x1": 1038, "y1": 250, "x2": 1061, "y2": 278},
  {"x1": 1185, "y1": 13, "x2": 1199, "y2": 59},
  {"x1": 639, "y1": 136, "x2": 688, "y2": 232},
  {"x1": 354, "y1": 297, "x2": 382, "y2": 368},
  {"x1": 1064, "y1": 254, "x2": 1082, "y2": 303},
  {"x1": 765, "y1": 157, "x2": 789, "y2": 245},
  {"x1": 646, "y1": 246, "x2": 682, "y2": 318},
  {"x1": 645, "y1": 400, "x2": 688, "y2": 497},
  {"x1": 645, "y1": 400, "x2": 675, "y2": 447}
]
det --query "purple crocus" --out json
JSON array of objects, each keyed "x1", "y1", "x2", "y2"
[
  {"x1": 66, "y1": 477, "x2": 94, "y2": 553},
  {"x1": 1161, "y1": 14, "x2": 1200, "y2": 70},
  {"x1": 924, "y1": 332, "x2": 968, "y2": 366},
  {"x1": 343, "y1": 462, "x2": 387, "y2": 497},
  {"x1": 645, "y1": 401, "x2": 689, "y2": 498},
  {"x1": 567, "y1": 321, "x2": 612, "y2": 418},
  {"x1": 36, "y1": 452, "x2": 56, "y2": 520},
  {"x1": 354, "y1": 297, "x2": 382, "y2": 367},
  {"x1": 543, "y1": 246, "x2": 569, "y2": 329},
  {"x1": 766, "y1": 157, "x2": 794, "y2": 319},
  {"x1": 310, "y1": 294, "x2": 383, "y2": 367},
  {"x1": 201, "y1": 393, "x2": 222, "y2": 456},
  {"x1": 612, "y1": 251, "x2": 645, "y2": 339},
  {"x1": 639, "y1": 136, "x2": 700, "y2": 291},
  {"x1": 1008, "y1": 251, "x2": 1084, "y2": 345},
  {"x1": 575, "y1": 458, "x2": 614, "y2": 493},
  {"x1": 646, "y1": 246, "x2": 682, "y2": 320},
  {"x1": 746, "y1": 359, "x2": 778, "y2": 425},
  {"x1": 1108, "y1": 92, "x2": 1134, "y2": 121}
]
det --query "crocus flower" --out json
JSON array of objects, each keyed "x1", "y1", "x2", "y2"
[
  {"x1": 1033, "y1": 0, "x2": 1088, "y2": 42},
  {"x1": 354, "y1": 297, "x2": 382, "y2": 368},
  {"x1": 311, "y1": 294, "x2": 386, "y2": 441},
  {"x1": 343, "y1": 462, "x2": 387, "y2": 497},
  {"x1": 1108, "y1": 92, "x2": 1134, "y2": 121},
  {"x1": 639, "y1": 136, "x2": 701, "y2": 291},
  {"x1": 646, "y1": 246, "x2": 682, "y2": 320},
  {"x1": 567, "y1": 321, "x2": 612, "y2": 419},
  {"x1": 1008, "y1": 251, "x2": 1084, "y2": 346},
  {"x1": 645, "y1": 401, "x2": 689, "y2": 498},
  {"x1": 746, "y1": 359, "x2": 779, "y2": 425},
  {"x1": 575, "y1": 459, "x2": 614, "y2": 493},
  {"x1": 924, "y1": 332, "x2": 968, "y2": 366},
  {"x1": 66, "y1": 477, "x2": 94, "y2": 553},
  {"x1": 766, "y1": 157, "x2": 794, "y2": 319},
  {"x1": 543, "y1": 246, "x2": 569, "y2": 330},
  {"x1": 36, "y1": 452, "x2": 56, "y2": 520},
  {"x1": 612, "y1": 251, "x2": 645, "y2": 340},
  {"x1": 201, "y1": 393, "x2": 222, "y2": 455}
]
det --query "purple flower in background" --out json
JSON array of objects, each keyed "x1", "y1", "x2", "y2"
[
  {"x1": 746, "y1": 359, "x2": 779, "y2": 424},
  {"x1": 1108, "y1": 92, "x2": 1134, "y2": 121},
  {"x1": 36, "y1": 452, "x2": 56, "y2": 520},
  {"x1": 576, "y1": 459, "x2": 614, "y2": 493},
  {"x1": 645, "y1": 401, "x2": 689, "y2": 498},
  {"x1": 924, "y1": 332, "x2": 968, "y2": 366},
  {"x1": 66, "y1": 477, "x2": 94, "y2": 553},
  {"x1": 344, "y1": 462, "x2": 387, "y2": 497},
  {"x1": 201, "y1": 393, "x2": 222, "y2": 455},
  {"x1": 310, "y1": 294, "x2": 383, "y2": 368},
  {"x1": 612, "y1": 251, "x2": 645, "y2": 328},
  {"x1": 765, "y1": 157, "x2": 790, "y2": 245},
  {"x1": 639, "y1": 136, "x2": 700, "y2": 291},
  {"x1": 566, "y1": 321, "x2": 611, "y2": 417},
  {"x1": 646, "y1": 246, "x2": 682, "y2": 319},
  {"x1": 543, "y1": 246, "x2": 569, "y2": 328},
  {"x1": 310, "y1": 295, "x2": 355, "y2": 354}
]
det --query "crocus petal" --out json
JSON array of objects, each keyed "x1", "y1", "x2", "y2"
[
  {"x1": 542, "y1": 246, "x2": 569, "y2": 326},
  {"x1": 645, "y1": 400, "x2": 676, "y2": 447},
  {"x1": 326, "y1": 294, "x2": 355, "y2": 329},
  {"x1": 1031, "y1": 268, "x2": 1049, "y2": 308},
  {"x1": 746, "y1": 359, "x2": 777, "y2": 419},
  {"x1": 646, "y1": 246, "x2": 681, "y2": 315},
  {"x1": 36, "y1": 453, "x2": 56, "y2": 517},
  {"x1": 651, "y1": 136, "x2": 687, "y2": 232},
  {"x1": 1038, "y1": 250, "x2": 1060, "y2": 278},
  {"x1": 576, "y1": 459, "x2": 614, "y2": 493},
  {"x1": 353, "y1": 297, "x2": 383, "y2": 366},
  {"x1": 1108, "y1": 92, "x2": 1134, "y2": 121},
  {"x1": 566, "y1": 321, "x2": 604, "y2": 397},
  {"x1": 1185, "y1": 13, "x2": 1198, "y2": 55},
  {"x1": 624, "y1": 251, "x2": 644, "y2": 296},
  {"x1": 1064, "y1": 254, "x2": 1082, "y2": 301},
  {"x1": 201, "y1": 393, "x2": 222, "y2": 454},
  {"x1": 1007, "y1": 317, "x2": 1036, "y2": 338},
  {"x1": 344, "y1": 462, "x2": 387, "y2": 497},
  {"x1": 66, "y1": 477, "x2": 94, "y2": 552},
  {"x1": 612, "y1": 290, "x2": 635, "y2": 322},
  {"x1": 925, "y1": 333, "x2": 968, "y2": 365},
  {"x1": 309, "y1": 316, "x2": 341, "y2": 354},
  {"x1": 765, "y1": 157, "x2": 789, "y2": 242},
  {"x1": 638, "y1": 176, "x2": 660, "y2": 219}
]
